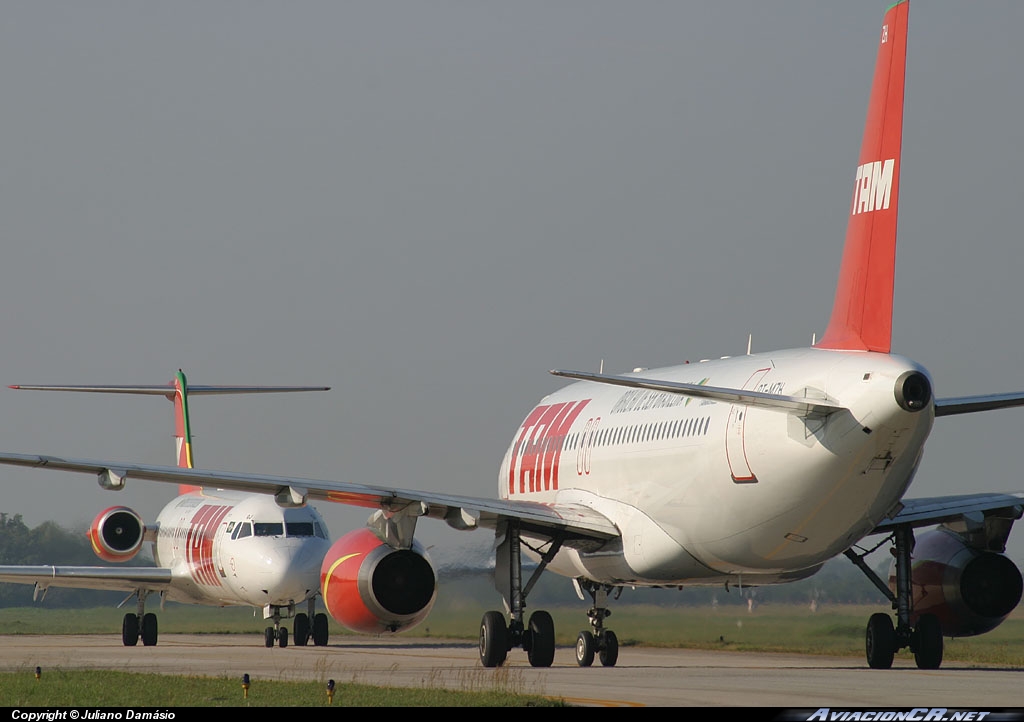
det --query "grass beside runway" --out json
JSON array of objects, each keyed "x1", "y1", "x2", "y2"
[{"x1": 0, "y1": 669, "x2": 566, "y2": 707}]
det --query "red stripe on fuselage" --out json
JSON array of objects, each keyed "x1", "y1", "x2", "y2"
[
  {"x1": 508, "y1": 399, "x2": 589, "y2": 495},
  {"x1": 185, "y1": 504, "x2": 231, "y2": 587}
]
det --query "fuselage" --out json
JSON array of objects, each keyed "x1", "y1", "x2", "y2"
[
  {"x1": 499, "y1": 347, "x2": 934, "y2": 586},
  {"x1": 150, "y1": 490, "x2": 332, "y2": 608}
]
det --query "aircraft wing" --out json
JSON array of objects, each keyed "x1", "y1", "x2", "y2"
[
  {"x1": 549, "y1": 369, "x2": 845, "y2": 416},
  {"x1": 0, "y1": 453, "x2": 621, "y2": 547},
  {"x1": 934, "y1": 392, "x2": 1024, "y2": 417},
  {"x1": 870, "y1": 492, "x2": 1024, "y2": 551},
  {"x1": 0, "y1": 565, "x2": 173, "y2": 594}
]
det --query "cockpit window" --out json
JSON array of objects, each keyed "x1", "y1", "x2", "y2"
[
  {"x1": 253, "y1": 522, "x2": 284, "y2": 537},
  {"x1": 285, "y1": 522, "x2": 315, "y2": 537},
  {"x1": 314, "y1": 522, "x2": 328, "y2": 540},
  {"x1": 232, "y1": 522, "x2": 252, "y2": 540}
]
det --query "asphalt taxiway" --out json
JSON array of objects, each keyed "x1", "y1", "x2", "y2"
[{"x1": 0, "y1": 634, "x2": 1020, "y2": 707}]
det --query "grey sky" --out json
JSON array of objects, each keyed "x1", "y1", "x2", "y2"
[{"x1": 2, "y1": 0, "x2": 1024, "y2": 573}]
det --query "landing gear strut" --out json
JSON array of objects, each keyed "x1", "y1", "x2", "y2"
[
  {"x1": 478, "y1": 520, "x2": 563, "y2": 668},
  {"x1": 845, "y1": 524, "x2": 943, "y2": 669},
  {"x1": 264, "y1": 605, "x2": 289, "y2": 648},
  {"x1": 575, "y1": 580, "x2": 620, "y2": 667}
]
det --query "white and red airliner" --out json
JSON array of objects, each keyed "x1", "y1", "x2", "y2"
[
  {"x1": 0, "y1": 372, "x2": 335, "y2": 649},
  {"x1": 0, "y1": 0, "x2": 1022, "y2": 670}
]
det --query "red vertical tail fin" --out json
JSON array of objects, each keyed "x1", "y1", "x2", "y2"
[
  {"x1": 816, "y1": 0, "x2": 909, "y2": 353},
  {"x1": 172, "y1": 370, "x2": 201, "y2": 495}
]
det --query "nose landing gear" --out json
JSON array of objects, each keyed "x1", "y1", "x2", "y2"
[
  {"x1": 263, "y1": 603, "x2": 291, "y2": 648},
  {"x1": 574, "y1": 580, "x2": 620, "y2": 667}
]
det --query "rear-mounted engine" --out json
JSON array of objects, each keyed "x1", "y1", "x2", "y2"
[
  {"x1": 320, "y1": 527, "x2": 437, "y2": 634},
  {"x1": 87, "y1": 506, "x2": 146, "y2": 562}
]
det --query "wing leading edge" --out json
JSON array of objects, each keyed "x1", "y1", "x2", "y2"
[
  {"x1": 549, "y1": 370, "x2": 1024, "y2": 419},
  {"x1": 868, "y1": 492, "x2": 1024, "y2": 558},
  {"x1": 934, "y1": 393, "x2": 1024, "y2": 417},
  {"x1": 0, "y1": 452, "x2": 620, "y2": 548},
  {"x1": 873, "y1": 492, "x2": 1024, "y2": 534},
  {"x1": 549, "y1": 369, "x2": 844, "y2": 416},
  {"x1": 0, "y1": 565, "x2": 173, "y2": 596}
]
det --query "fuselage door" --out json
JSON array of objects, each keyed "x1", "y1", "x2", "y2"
[{"x1": 726, "y1": 367, "x2": 771, "y2": 483}]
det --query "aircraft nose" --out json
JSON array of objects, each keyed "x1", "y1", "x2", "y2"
[{"x1": 257, "y1": 540, "x2": 322, "y2": 602}]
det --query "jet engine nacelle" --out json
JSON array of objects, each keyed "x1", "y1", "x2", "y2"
[
  {"x1": 87, "y1": 506, "x2": 146, "y2": 563},
  {"x1": 890, "y1": 527, "x2": 1023, "y2": 637},
  {"x1": 320, "y1": 527, "x2": 437, "y2": 634}
]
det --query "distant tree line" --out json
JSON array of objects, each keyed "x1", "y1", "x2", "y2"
[{"x1": 0, "y1": 512, "x2": 137, "y2": 608}]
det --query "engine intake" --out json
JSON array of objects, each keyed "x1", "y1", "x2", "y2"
[
  {"x1": 87, "y1": 506, "x2": 146, "y2": 563},
  {"x1": 320, "y1": 527, "x2": 437, "y2": 634}
]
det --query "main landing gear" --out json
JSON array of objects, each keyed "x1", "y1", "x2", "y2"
[
  {"x1": 292, "y1": 597, "x2": 330, "y2": 647},
  {"x1": 845, "y1": 525, "x2": 943, "y2": 670},
  {"x1": 264, "y1": 598, "x2": 330, "y2": 648},
  {"x1": 477, "y1": 520, "x2": 623, "y2": 668},
  {"x1": 121, "y1": 591, "x2": 158, "y2": 646},
  {"x1": 478, "y1": 520, "x2": 563, "y2": 668}
]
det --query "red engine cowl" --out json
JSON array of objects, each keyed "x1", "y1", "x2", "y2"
[
  {"x1": 320, "y1": 527, "x2": 437, "y2": 634},
  {"x1": 87, "y1": 506, "x2": 146, "y2": 563},
  {"x1": 890, "y1": 528, "x2": 1023, "y2": 637}
]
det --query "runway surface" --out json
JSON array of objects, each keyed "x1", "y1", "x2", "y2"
[{"x1": 0, "y1": 634, "x2": 1021, "y2": 707}]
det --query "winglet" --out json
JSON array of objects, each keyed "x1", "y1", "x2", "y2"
[{"x1": 816, "y1": 0, "x2": 909, "y2": 353}]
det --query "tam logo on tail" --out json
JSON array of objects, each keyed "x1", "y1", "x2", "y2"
[
  {"x1": 851, "y1": 159, "x2": 896, "y2": 215},
  {"x1": 815, "y1": 0, "x2": 908, "y2": 354}
]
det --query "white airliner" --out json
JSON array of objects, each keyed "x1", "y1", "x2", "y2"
[
  {"x1": 0, "y1": 371, "x2": 335, "y2": 649},
  {"x1": 1, "y1": 0, "x2": 1022, "y2": 670}
]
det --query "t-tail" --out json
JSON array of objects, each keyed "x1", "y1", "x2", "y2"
[
  {"x1": 172, "y1": 370, "x2": 194, "y2": 471},
  {"x1": 816, "y1": 0, "x2": 909, "y2": 354},
  {"x1": 9, "y1": 371, "x2": 330, "y2": 495}
]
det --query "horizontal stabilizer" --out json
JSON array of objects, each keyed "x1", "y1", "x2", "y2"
[
  {"x1": 935, "y1": 392, "x2": 1024, "y2": 417},
  {"x1": 9, "y1": 384, "x2": 330, "y2": 396},
  {"x1": 549, "y1": 369, "x2": 844, "y2": 416}
]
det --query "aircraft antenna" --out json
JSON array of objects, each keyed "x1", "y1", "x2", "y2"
[{"x1": 747, "y1": 334, "x2": 753, "y2": 355}]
